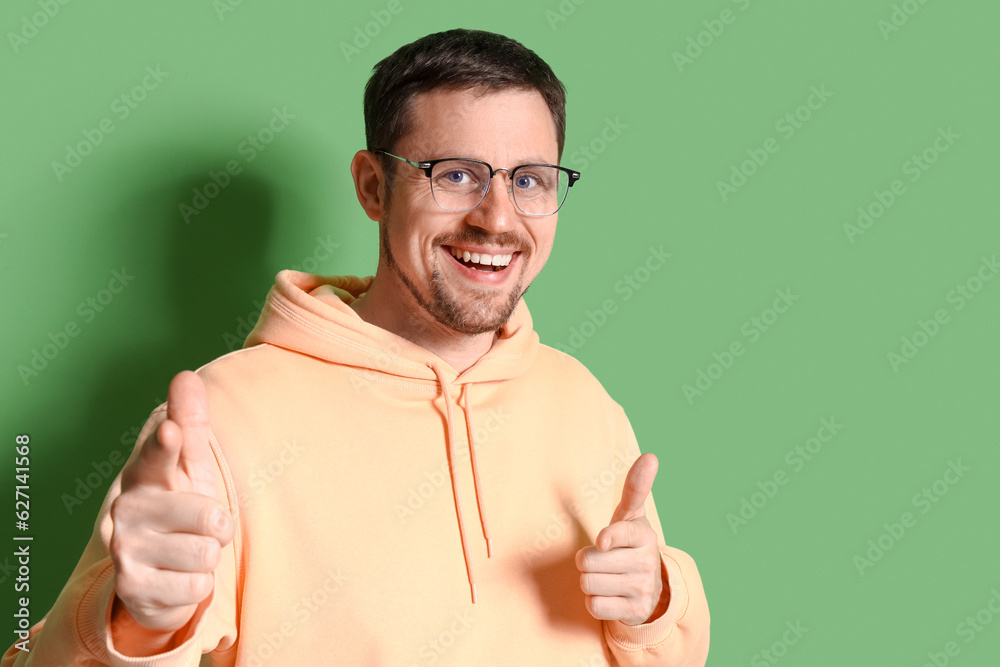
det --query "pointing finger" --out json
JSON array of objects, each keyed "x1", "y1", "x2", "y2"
[
  {"x1": 596, "y1": 517, "x2": 654, "y2": 552},
  {"x1": 126, "y1": 418, "x2": 182, "y2": 490}
]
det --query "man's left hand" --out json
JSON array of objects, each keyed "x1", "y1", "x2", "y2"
[{"x1": 575, "y1": 452, "x2": 669, "y2": 626}]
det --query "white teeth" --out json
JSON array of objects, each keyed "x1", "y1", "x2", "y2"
[{"x1": 447, "y1": 246, "x2": 513, "y2": 268}]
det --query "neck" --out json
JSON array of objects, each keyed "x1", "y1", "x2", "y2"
[{"x1": 350, "y1": 273, "x2": 498, "y2": 375}]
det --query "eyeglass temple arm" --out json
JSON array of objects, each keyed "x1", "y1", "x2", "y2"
[{"x1": 373, "y1": 149, "x2": 435, "y2": 177}]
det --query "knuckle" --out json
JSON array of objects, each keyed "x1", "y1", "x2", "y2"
[
  {"x1": 588, "y1": 596, "x2": 610, "y2": 620},
  {"x1": 114, "y1": 568, "x2": 141, "y2": 604},
  {"x1": 623, "y1": 522, "x2": 636, "y2": 542},
  {"x1": 109, "y1": 494, "x2": 134, "y2": 525},
  {"x1": 194, "y1": 536, "x2": 220, "y2": 571},
  {"x1": 196, "y1": 502, "x2": 218, "y2": 536},
  {"x1": 576, "y1": 548, "x2": 591, "y2": 571},
  {"x1": 111, "y1": 546, "x2": 134, "y2": 579},
  {"x1": 188, "y1": 573, "x2": 213, "y2": 601},
  {"x1": 109, "y1": 537, "x2": 129, "y2": 568},
  {"x1": 638, "y1": 576, "x2": 655, "y2": 599}
]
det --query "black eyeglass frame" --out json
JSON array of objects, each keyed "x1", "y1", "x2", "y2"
[{"x1": 372, "y1": 149, "x2": 581, "y2": 216}]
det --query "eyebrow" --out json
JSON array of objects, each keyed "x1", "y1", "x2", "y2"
[{"x1": 432, "y1": 153, "x2": 558, "y2": 166}]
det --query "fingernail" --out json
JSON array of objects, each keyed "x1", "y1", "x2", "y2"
[{"x1": 211, "y1": 508, "x2": 228, "y2": 532}]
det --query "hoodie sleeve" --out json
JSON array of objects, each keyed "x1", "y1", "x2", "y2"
[
  {"x1": 602, "y1": 408, "x2": 711, "y2": 667},
  {"x1": 1, "y1": 406, "x2": 240, "y2": 667}
]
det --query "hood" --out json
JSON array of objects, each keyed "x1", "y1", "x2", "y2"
[
  {"x1": 244, "y1": 270, "x2": 538, "y2": 383},
  {"x1": 243, "y1": 269, "x2": 540, "y2": 602}
]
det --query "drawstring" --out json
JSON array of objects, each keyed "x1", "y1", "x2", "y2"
[
  {"x1": 461, "y1": 384, "x2": 494, "y2": 559},
  {"x1": 427, "y1": 362, "x2": 493, "y2": 604}
]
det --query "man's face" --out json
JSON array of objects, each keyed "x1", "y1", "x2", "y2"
[{"x1": 378, "y1": 87, "x2": 560, "y2": 335}]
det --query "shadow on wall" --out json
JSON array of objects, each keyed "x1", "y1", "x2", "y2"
[{"x1": 31, "y1": 150, "x2": 284, "y2": 614}]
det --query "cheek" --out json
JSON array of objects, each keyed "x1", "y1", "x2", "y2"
[
  {"x1": 414, "y1": 188, "x2": 438, "y2": 208},
  {"x1": 530, "y1": 228, "x2": 556, "y2": 267}
]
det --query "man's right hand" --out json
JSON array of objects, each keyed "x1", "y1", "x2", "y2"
[{"x1": 110, "y1": 370, "x2": 234, "y2": 634}]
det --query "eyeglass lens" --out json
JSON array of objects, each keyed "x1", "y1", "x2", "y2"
[{"x1": 429, "y1": 160, "x2": 569, "y2": 215}]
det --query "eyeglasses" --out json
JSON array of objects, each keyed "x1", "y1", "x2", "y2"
[{"x1": 373, "y1": 150, "x2": 580, "y2": 216}]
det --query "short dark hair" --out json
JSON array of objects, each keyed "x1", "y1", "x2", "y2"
[{"x1": 363, "y1": 28, "x2": 568, "y2": 198}]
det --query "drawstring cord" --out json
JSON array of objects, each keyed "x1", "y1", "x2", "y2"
[
  {"x1": 462, "y1": 384, "x2": 493, "y2": 558},
  {"x1": 427, "y1": 362, "x2": 493, "y2": 604}
]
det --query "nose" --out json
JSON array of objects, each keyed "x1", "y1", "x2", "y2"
[{"x1": 465, "y1": 169, "x2": 518, "y2": 232}]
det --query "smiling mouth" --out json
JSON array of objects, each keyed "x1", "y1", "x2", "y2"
[{"x1": 444, "y1": 245, "x2": 515, "y2": 272}]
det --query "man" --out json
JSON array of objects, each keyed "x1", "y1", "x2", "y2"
[{"x1": 3, "y1": 29, "x2": 709, "y2": 665}]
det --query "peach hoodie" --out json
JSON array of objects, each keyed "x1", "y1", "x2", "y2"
[{"x1": 4, "y1": 270, "x2": 710, "y2": 666}]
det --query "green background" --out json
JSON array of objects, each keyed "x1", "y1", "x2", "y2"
[{"x1": 2, "y1": 0, "x2": 998, "y2": 664}]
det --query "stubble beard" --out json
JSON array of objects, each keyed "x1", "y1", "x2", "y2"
[{"x1": 379, "y1": 220, "x2": 528, "y2": 336}]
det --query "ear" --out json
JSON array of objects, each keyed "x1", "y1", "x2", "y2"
[{"x1": 351, "y1": 150, "x2": 388, "y2": 222}]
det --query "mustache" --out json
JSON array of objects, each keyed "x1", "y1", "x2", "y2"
[{"x1": 435, "y1": 229, "x2": 530, "y2": 255}]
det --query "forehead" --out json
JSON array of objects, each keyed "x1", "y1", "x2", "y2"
[{"x1": 402, "y1": 87, "x2": 558, "y2": 164}]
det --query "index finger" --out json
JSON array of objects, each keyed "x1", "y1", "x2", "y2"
[{"x1": 123, "y1": 371, "x2": 213, "y2": 492}]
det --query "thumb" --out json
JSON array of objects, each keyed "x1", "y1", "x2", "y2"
[{"x1": 610, "y1": 452, "x2": 658, "y2": 524}]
